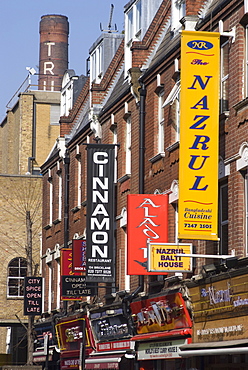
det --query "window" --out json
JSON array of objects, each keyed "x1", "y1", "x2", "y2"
[
  {"x1": 7, "y1": 257, "x2": 27, "y2": 297},
  {"x1": 171, "y1": 0, "x2": 186, "y2": 31},
  {"x1": 126, "y1": 0, "x2": 141, "y2": 43},
  {"x1": 245, "y1": 174, "x2": 248, "y2": 255},
  {"x1": 220, "y1": 39, "x2": 229, "y2": 112},
  {"x1": 48, "y1": 173, "x2": 53, "y2": 225},
  {"x1": 163, "y1": 80, "x2": 180, "y2": 142},
  {"x1": 158, "y1": 90, "x2": 165, "y2": 153},
  {"x1": 91, "y1": 42, "x2": 103, "y2": 83},
  {"x1": 246, "y1": 26, "x2": 248, "y2": 97},
  {"x1": 219, "y1": 183, "x2": 228, "y2": 255},
  {"x1": 126, "y1": 117, "x2": 131, "y2": 175},
  {"x1": 57, "y1": 170, "x2": 62, "y2": 220},
  {"x1": 77, "y1": 156, "x2": 82, "y2": 207}
]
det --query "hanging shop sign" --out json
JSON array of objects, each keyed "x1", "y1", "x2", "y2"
[
  {"x1": 189, "y1": 272, "x2": 248, "y2": 342},
  {"x1": 127, "y1": 194, "x2": 168, "y2": 275},
  {"x1": 61, "y1": 249, "x2": 96, "y2": 300},
  {"x1": 86, "y1": 144, "x2": 116, "y2": 283},
  {"x1": 56, "y1": 315, "x2": 95, "y2": 370},
  {"x1": 179, "y1": 30, "x2": 220, "y2": 240},
  {"x1": 148, "y1": 242, "x2": 192, "y2": 272},
  {"x1": 137, "y1": 338, "x2": 188, "y2": 360},
  {"x1": 90, "y1": 307, "x2": 133, "y2": 343},
  {"x1": 72, "y1": 239, "x2": 86, "y2": 272},
  {"x1": 24, "y1": 277, "x2": 43, "y2": 315},
  {"x1": 130, "y1": 292, "x2": 192, "y2": 335}
]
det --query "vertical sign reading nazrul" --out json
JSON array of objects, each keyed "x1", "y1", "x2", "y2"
[
  {"x1": 86, "y1": 144, "x2": 116, "y2": 283},
  {"x1": 179, "y1": 31, "x2": 220, "y2": 240}
]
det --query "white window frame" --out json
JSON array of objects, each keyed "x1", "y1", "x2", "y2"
[
  {"x1": 7, "y1": 257, "x2": 27, "y2": 298},
  {"x1": 163, "y1": 80, "x2": 180, "y2": 142},
  {"x1": 126, "y1": 117, "x2": 131, "y2": 175},
  {"x1": 219, "y1": 183, "x2": 228, "y2": 255},
  {"x1": 158, "y1": 90, "x2": 165, "y2": 153},
  {"x1": 171, "y1": 0, "x2": 186, "y2": 31},
  {"x1": 49, "y1": 177, "x2": 53, "y2": 225},
  {"x1": 58, "y1": 171, "x2": 62, "y2": 220},
  {"x1": 77, "y1": 156, "x2": 82, "y2": 207},
  {"x1": 220, "y1": 39, "x2": 229, "y2": 113},
  {"x1": 91, "y1": 42, "x2": 103, "y2": 83}
]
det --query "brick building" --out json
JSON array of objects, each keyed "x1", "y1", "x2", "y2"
[
  {"x1": 0, "y1": 14, "x2": 70, "y2": 365},
  {"x1": 40, "y1": 0, "x2": 248, "y2": 369}
]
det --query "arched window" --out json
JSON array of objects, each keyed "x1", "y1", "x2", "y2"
[{"x1": 7, "y1": 257, "x2": 27, "y2": 297}]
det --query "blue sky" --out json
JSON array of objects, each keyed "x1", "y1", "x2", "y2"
[{"x1": 0, "y1": 0, "x2": 127, "y2": 122}]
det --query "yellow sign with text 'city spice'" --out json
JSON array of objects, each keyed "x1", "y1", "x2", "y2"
[{"x1": 179, "y1": 31, "x2": 220, "y2": 240}]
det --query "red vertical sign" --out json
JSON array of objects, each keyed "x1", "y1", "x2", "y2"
[{"x1": 127, "y1": 194, "x2": 168, "y2": 275}]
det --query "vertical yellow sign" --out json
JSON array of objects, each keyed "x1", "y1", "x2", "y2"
[{"x1": 179, "y1": 31, "x2": 220, "y2": 240}]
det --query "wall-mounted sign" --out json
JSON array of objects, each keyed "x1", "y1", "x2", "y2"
[
  {"x1": 130, "y1": 292, "x2": 192, "y2": 335},
  {"x1": 61, "y1": 249, "x2": 96, "y2": 300},
  {"x1": 56, "y1": 317, "x2": 92, "y2": 352},
  {"x1": 189, "y1": 272, "x2": 248, "y2": 342},
  {"x1": 137, "y1": 339, "x2": 188, "y2": 360},
  {"x1": 72, "y1": 239, "x2": 86, "y2": 272},
  {"x1": 90, "y1": 307, "x2": 133, "y2": 342},
  {"x1": 86, "y1": 144, "x2": 116, "y2": 283},
  {"x1": 148, "y1": 242, "x2": 192, "y2": 272},
  {"x1": 179, "y1": 30, "x2": 220, "y2": 240},
  {"x1": 127, "y1": 194, "x2": 168, "y2": 275},
  {"x1": 24, "y1": 277, "x2": 43, "y2": 315}
]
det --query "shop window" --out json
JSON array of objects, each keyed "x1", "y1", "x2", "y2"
[
  {"x1": 7, "y1": 257, "x2": 27, "y2": 298},
  {"x1": 220, "y1": 39, "x2": 229, "y2": 113},
  {"x1": 219, "y1": 183, "x2": 228, "y2": 255}
]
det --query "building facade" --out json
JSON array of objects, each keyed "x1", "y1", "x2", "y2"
[{"x1": 39, "y1": 0, "x2": 248, "y2": 369}]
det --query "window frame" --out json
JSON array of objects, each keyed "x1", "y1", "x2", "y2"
[
  {"x1": 7, "y1": 257, "x2": 27, "y2": 298},
  {"x1": 220, "y1": 38, "x2": 229, "y2": 113},
  {"x1": 219, "y1": 182, "x2": 228, "y2": 255}
]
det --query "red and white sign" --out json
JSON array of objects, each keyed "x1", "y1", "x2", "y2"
[{"x1": 127, "y1": 194, "x2": 168, "y2": 275}]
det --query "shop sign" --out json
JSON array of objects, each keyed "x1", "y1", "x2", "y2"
[
  {"x1": 127, "y1": 194, "x2": 168, "y2": 275},
  {"x1": 90, "y1": 308, "x2": 133, "y2": 342},
  {"x1": 130, "y1": 292, "x2": 192, "y2": 334},
  {"x1": 189, "y1": 273, "x2": 248, "y2": 342},
  {"x1": 86, "y1": 144, "x2": 116, "y2": 283},
  {"x1": 56, "y1": 318, "x2": 91, "y2": 352},
  {"x1": 60, "y1": 358, "x2": 80, "y2": 370},
  {"x1": 96, "y1": 340, "x2": 133, "y2": 352},
  {"x1": 137, "y1": 339, "x2": 187, "y2": 360},
  {"x1": 179, "y1": 30, "x2": 220, "y2": 240},
  {"x1": 24, "y1": 277, "x2": 43, "y2": 315},
  {"x1": 61, "y1": 249, "x2": 96, "y2": 300},
  {"x1": 72, "y1": 239, "x2": 86, "y2": 272},
  {"x1": 148, "y1": 242, "x2": 192, "y2": 272}
]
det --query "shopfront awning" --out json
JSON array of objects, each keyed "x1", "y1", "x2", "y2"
[
  {"x1": 179, "y1": 338, "x2": 248, "y2": 357},
  {"x1": 85, "y1": 354, "x2": 123, "y2": 369}
]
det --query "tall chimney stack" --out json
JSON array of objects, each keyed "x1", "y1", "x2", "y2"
[{"x1": 39, "y1": 14, "x2": 69, "y2": 91}]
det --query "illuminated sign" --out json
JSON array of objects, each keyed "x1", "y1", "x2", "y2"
[
  {"x1": 179, "y1": 30, "x2": 220, "y2": 240},
  {"x1": 148, "y1": 243, "x2": 192, "y2": 272},
  {"x1": 130, "y1": 292, "x2": 192, "y2": 334},
  {"x1": 137, "y1": 339, "x2": 188, "y2": 360},
  {"x1": 127, "y1": 194, "x2": 168, "y2": 275}
]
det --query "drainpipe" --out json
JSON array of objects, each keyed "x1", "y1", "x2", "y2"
[
  {"x1": 139, "y1": 82, "x2": 146, "y2": 291},
  {"x1": 64, "y1": 149, "x2": 70, "y2": 249}
]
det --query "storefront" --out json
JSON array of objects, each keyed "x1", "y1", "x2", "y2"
[
  {"x1": 55, "y1": 313, "x2": 95, "y2": 370},
  {"x1": 180, "y1": 267, "x2": 248, "y2": 369},
  {"x1": 130, "y1": 290, "x2": 192, "y2": 370},
  {"x1": 85, "y1": 305, "x2": 136, "y2": 369},
  {"x1": 33, "y1": 318, "x2": 60, "y2": 370}
]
